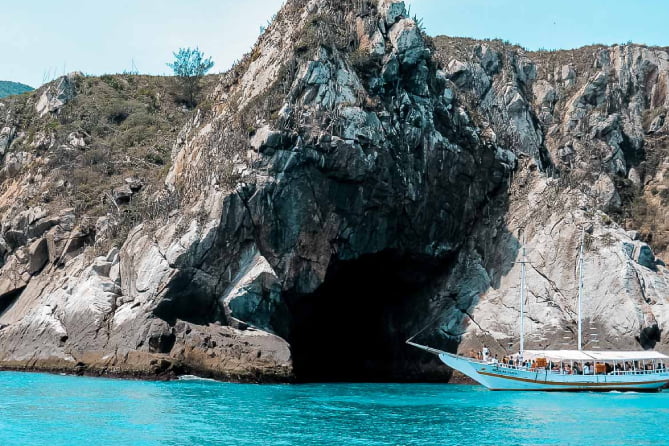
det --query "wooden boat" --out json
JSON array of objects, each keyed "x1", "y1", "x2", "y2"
[{"x1": 409, "y1": 229, "x2": 669, "y2": 391}]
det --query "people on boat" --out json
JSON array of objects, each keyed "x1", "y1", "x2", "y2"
[
  {"x1": 482, "y1": 345, "x2": 490, "y2": 362},
  {"x1": 583, "y1": 363, "x2": 590, "y2": 375}
]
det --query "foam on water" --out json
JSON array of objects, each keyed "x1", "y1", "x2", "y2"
[
  {"x1": 0, "y1": 371, "x2": 667, "y2": 445},
  {"x1": 177, "y1": 374, "x2": 218, "y2": 382}
]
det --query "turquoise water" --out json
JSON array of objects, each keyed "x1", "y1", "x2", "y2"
[{"x1": 0, "y1": 372, "x2": 668, "y2": 445}]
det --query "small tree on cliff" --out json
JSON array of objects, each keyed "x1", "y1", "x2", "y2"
[{"x1": 167, "y1": 47, "x2": 214, "y2": 108}]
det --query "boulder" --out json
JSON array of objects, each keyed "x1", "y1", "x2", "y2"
[
  {"x1": 627, "y1": 168, "x2": 641, "y2": 187},
  {"x1": 27, "y1": 238, "x2": 48, "y2": 275},
  {"x1": 250, "y1": 126, "x2": 287, "y2": 153},
  {"x1": 67, "y1": 132, "x2": 86, "y2": 148},
  {"x1": 561, "y1": 64, "x2": 576, "y2": 86},
  {"x1": 447, "y1": 60, "x2": 471, "y2": 88},
  {"x1": 622, "y1": 241, "x2": 657, "y2": 269},
  {"x1": 0, "y1": 126, "x2": 15, "y2": 155},
  {"x1": 593, "y1": 175, "x2": 621, "y2": 210},
  {"x1": 648, "y1": 114, "x2": 665, "y2": 134},
  {"x1": 636, "y1": 244, "x2": 657, "y2": 269},
  {"x1": 113, "y1": 185, "x2": 134, "y2": 205}
]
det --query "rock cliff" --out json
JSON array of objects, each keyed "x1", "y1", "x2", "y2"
[{"x1": 0, "y1": 0, "x2": 667, "y2": 382}]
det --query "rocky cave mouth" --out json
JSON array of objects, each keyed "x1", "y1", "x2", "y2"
[{"x1": 287, "y1": 250, "x2": 455, "y2": 383}]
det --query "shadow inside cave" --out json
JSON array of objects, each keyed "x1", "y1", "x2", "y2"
[{"x1": 286, "y1": 250, "x2": 462, "y2": 383}]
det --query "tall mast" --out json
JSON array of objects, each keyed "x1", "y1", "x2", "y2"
[
  {"x1": 578, "y1": 228, "x2": 585, "y2": 351},
  {"x1": 520, "y1": 232, "x2": 526, "y2": 355}
]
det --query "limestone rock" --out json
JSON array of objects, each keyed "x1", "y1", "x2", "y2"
[
  {"x1": 35, "y1": 74, "x2": 77, "y2": 117},
  {"x1": 1, "y1": 2, "x2": 669, "y2": 383},
  {"x1": 593, "y1": 175, "x2": 622, "y2": 210},
  {"x1": 0, "y1": 126, "x2": 15, "y2": 154},
  {"x1": 648, "y1": 114, "x2": 665, "y2": 133},
  {"x1": 250, "y1": 126, "x2": 287, "y2": 153},
  {"x1": 27, "y1": 238, "x2": 48, "y2": 275},
  {"x1": 388, "y1": 18, "x2": 425, "y2": 66},
  {"x1": 378, "y1": 0, "x2": 406, "y2": 26},
  {"x1": 113, "y1": 185, "x2": 134, "y2": 204}
]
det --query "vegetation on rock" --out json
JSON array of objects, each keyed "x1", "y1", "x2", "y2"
[{"x1": 167, "y1": 47, "x2": 215, "y2": 108}]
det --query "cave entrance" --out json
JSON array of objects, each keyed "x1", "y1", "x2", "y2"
[
  {"x1": 0, "y1": 287, "x2": 24, "y2": 318},
  {"x1": 287, "y1": 250, "x2": 454, "y2": 382}
]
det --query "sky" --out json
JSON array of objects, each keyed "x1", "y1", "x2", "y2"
[{"x1": 2, "y1": 0, "x2": 669, "y2": 88}]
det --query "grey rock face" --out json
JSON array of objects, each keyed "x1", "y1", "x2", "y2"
[
  {"x1": 432, "y1": 38, "x2": 669, "y2": 358},
  {"x1": 0, "y1": 1, "x2": 668, "y2": 381},
  {"x1": 35, "y1": 73, "x2": 78, "y2": 117}
]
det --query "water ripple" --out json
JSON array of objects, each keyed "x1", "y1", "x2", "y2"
[{"x1": 0, "y1": 373, "x2": 667, "y2": 445}]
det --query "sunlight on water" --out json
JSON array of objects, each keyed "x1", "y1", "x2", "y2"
[{"x1": 0, "y1": 372, "x2": 667, "y2": 445}]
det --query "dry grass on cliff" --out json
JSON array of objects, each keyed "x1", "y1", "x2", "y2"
[
  {"x1": 432, "y1": 36, "x2": 525, "y2": 66},
  {"x1": 0, "y1": 74, "x2": 219, "y2": 249}
]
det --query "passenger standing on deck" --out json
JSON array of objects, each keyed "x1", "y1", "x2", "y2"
[{"x1": 482, "y1": 345, "x2": 490, "y2": 362}]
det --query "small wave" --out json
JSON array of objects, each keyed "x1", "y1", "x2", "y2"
[{"x1": 177, "y1": 375, "x2": 218, "y2": 382}]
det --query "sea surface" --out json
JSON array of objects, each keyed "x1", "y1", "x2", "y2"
[{"x1": 0, "y1": 372, "x2": 667, "y2": 446}]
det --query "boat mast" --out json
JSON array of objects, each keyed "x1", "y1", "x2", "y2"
[
  {"x1": 520, "y1": 232, "x2": 526, "y2": 356},
  {"x1": 577, "y1": 228, "x2": 585, "y2": 351}
]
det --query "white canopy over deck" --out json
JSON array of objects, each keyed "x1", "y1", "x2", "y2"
[{"x1": 522, "y1": 350, "x2": 669, "y2": 362}]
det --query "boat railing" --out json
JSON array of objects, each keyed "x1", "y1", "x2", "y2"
[
  {"x1": 408, "y1": 343, "x2": 669, "y2": 377},
  {"x1": 489, "y1": 360, "x2": 668, "y2": 376}
]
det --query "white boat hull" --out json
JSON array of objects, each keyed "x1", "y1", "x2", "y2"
[{"x1": 438, "y1": 352, "x2": 669, "y2": 392}]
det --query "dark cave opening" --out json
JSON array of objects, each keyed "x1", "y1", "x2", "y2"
[
  {"x1": 153, "y1": 269, "x2": 218, "y2": 326},
  {"x1": 287, "y1": 250, "x2": 455, "y2": 383},
  {"x1": 0, "y1": 287, "x2": 24, "y2": 317}
]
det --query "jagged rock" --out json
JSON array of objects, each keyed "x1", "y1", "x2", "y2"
[
  {"x1": 0, "y1": 0, "x2": 669, "y2": 382},
  {"x1": 388, "y1": 18, "x2": 425, "y2": 66},
  {"x1": 533, "y1": 80, "x2": 557, "y2": 107},
  {"x1": 476, "y1": 45, "x2": 500, "y2": 74},
  {"x1": 67, "y1": 132, "x2": 86, "y2": 148},
  {"x1": 0, "y1": 255, "x2": 30, "y2": 300},
  {"x1": 0, "y1": 126, "x2": 15, "y2": 154},
  {"x1": 250, "y1": 126, "x2": 286, "y2": 153},
  {"x1": 628, "y1": 167, "x2": 642, "y2": 187},
  {"x1": 27, "y1": 238, "x2": 48, "y2": 275},
  {"x1": 3, "y1": 230, "x2": 26, "y2": 251},
  {"x1": 0, "y1": 152, "x2": 34, "y2": 181},
  {"x1": 637, "y1": 244, "x2": 657, "y2": 269},
  {"x1": 30, "y1": 131, "x2": 55, "y2": 150},
  {"x1": 561, "y1": 64, "x2": 576, "y2": 86},
  {"x1": 35, "y1": 73, "x2": 77, "y2": 117},
  {"x1": 221, "y1": 249, "x2": 282, "y2": 333},
  {"x1": 447, "y1": 60, "x2": 471, "y2": 88},
  {"x1": 113, "y1": 185, "x2": 134, "y2": 204},
  {"x1": 648, "y1": 114, "x2": 665, "y2": 133},
  {"x1": 378, "y1": 0, "x2": 406, "y2": 26},
  {"x1": 593, "y1": 175, "x2": 622, "y2": 210}
]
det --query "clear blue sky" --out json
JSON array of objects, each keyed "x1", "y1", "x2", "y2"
[{"x1": 3, "y1": 1, "x2": 669, "y2": 88}]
